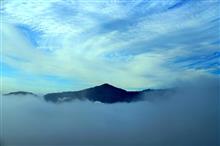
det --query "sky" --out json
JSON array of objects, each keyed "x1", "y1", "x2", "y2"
[{"x1": 0, "y1": 0, "x2": 220, "y2": 93}]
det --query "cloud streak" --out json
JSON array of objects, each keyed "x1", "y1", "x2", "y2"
[{"x1": 1, "y1": 0, "x2": 220, "y2": 92}]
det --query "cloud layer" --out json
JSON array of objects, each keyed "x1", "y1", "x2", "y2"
[
  {"x1": 1, "y1": 0, "x2": 220, "y2": 92},
  {"x1": 1, "y1": 76, "x2": 219, "y2": 145}
]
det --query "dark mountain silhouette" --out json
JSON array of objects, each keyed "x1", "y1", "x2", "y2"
[
  {"x1": 44, "y1": 83, "x2": 173, "y2": 104},
  {"x1": 3, "y1": 84, "x2": 174, "y2": 103},
  {"x1": 4, "y1": 91, "x2": 37, "y2": 96}
]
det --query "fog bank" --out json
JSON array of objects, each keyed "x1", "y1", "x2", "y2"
[{"x1": 0, "y1": 77, "x2": 219, "y2": 146}]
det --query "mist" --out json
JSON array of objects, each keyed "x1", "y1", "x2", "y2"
[{"x1": 1, "y1": 76, "x2": 219, "y2": 146}]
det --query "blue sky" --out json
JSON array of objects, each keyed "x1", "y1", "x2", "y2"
[{"x1": 0, "y1": 0, "x2": 219, "y2": 93}]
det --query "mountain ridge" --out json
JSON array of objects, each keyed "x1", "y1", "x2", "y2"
[
  {"x1": 4, "y1": 83, "x2": 173, "y2": 103},
  {"x1": 44, "y1": 83, "x2": 141, "y2": 103},
  {"x1": 3, "y1": 91, "x2": 38, "y2": 96},
  {"x1": 44, "y1": 83, "x2": 171, "y2": 103}
]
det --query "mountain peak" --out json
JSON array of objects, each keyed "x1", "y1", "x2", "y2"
[
  {"x1": 96, "y1": 83, "x2": 125, "y2": 91},
  {"x1": 99, "y1": 83, "x2": 114, "y2": 87}
]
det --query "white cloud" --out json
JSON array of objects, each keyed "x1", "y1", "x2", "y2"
[{"x1": 1, "y1": 0, "x2": 219, "y2": 92}]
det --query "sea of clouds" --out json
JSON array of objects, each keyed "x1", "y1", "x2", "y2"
[{"x1": 0, "y1": 76, "x2": 219, "y2": 146}]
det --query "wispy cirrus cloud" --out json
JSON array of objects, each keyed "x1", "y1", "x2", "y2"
[{"x1": 1, "y1": 0, "x2": 219, "y2": 92}]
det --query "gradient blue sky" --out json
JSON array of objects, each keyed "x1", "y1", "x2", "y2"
[{"x1": 1, "y1": 0, "x2": 219, "y2": 93}]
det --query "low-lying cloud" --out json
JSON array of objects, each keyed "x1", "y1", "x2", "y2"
[{"x1": 1, "y1": 76, "x2": 219, "y2": 146}]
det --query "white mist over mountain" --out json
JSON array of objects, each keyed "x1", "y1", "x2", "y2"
[{"x1": 0, "y1": 76, "x2": 219, "y2": 146}]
